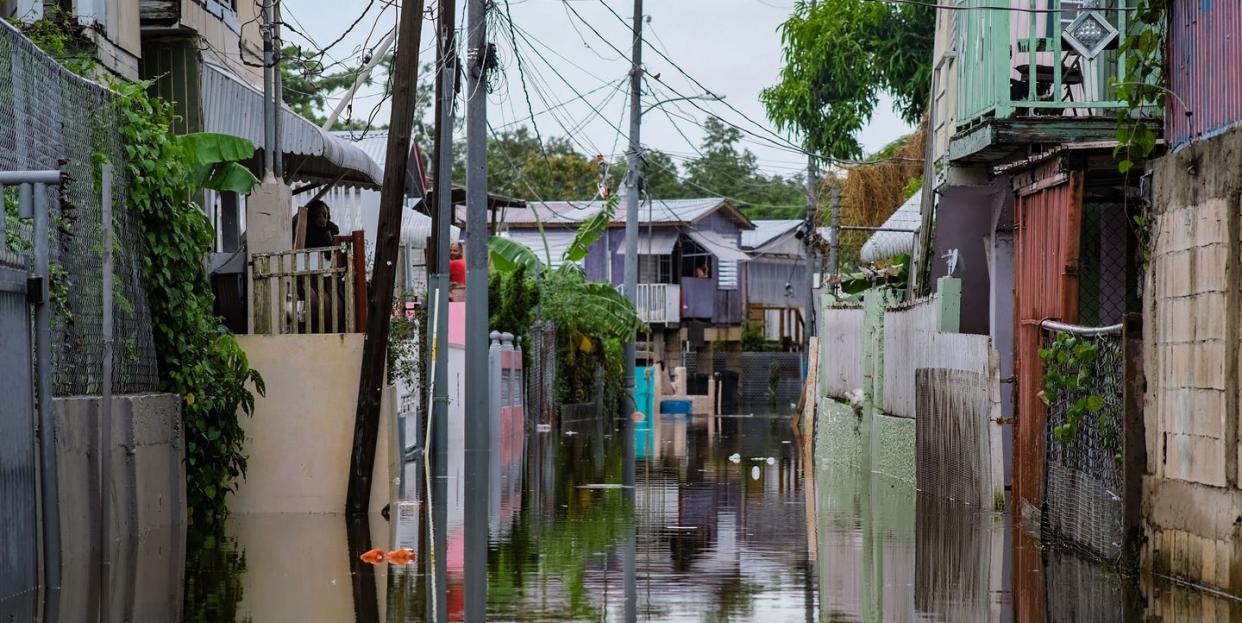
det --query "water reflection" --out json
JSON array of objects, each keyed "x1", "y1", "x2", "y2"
[{"x1": 157, "y1": 408, "x2": 1242, "y2": 622}]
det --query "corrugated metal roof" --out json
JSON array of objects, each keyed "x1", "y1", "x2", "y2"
[
  {"x1": 860, "y1": 193, "x2": 921, "y2": 263},
  {"x1": 200, "y1": 61, "x2": 383, "y2": 186},
  {"x1": 686, "y1": 229, "x2": 750, "y2": 263},
  {"x1": 505, "y1": 230, "x2": 579, "y2": 269},
  {"x1": 470, "y1": 197, "x2": 752, "y2": 229},
  {"x1": 615, "y1": 229, "x2": 678, "y2": 255},
  {"x1": 741, "y1": 219, "x2": 801, "y2": 250}
]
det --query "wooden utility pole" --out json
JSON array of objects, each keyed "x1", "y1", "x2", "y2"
[{"x1": 346, "y1": 0, "x2": 427, "y2": 513}]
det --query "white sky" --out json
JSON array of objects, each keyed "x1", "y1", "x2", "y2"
[{"x1": 280, "y1": 0, "x2": 913, "y2": 180}]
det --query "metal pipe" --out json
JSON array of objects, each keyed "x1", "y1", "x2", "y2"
[
  {"x1": 273, "y1": 1, "x2": 284, "y2": 179},
  {"x1": 33, "y1": 180, "x2": 61, "y2": 623},
  {"x1": 323, "y1": 28, "x2": 398, "y2": 130},
  {"x1": 827, "y1": 186, "x2": 841, "y2": 277},
  {"x1": 0, "y1": 170, "x2": 61, "y2": 184},
  {"x1": 100, "y1": 165, "x2": 114, "y2": 623},
  {"x1": 463, "y1": 0, "x2": 490, "y2": 616},
  {"x1": 1039, "y1": 320, "x2": 1123, "y2": 336},
  {"x1": 837, "y1": 225, "x2": 917, "y2": 233}
]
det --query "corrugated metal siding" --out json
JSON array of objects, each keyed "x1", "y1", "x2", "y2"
[
  {"x1": 746, "y1": 259, "x2": 805, "y2": 307},
  {"x1": 820, "y1": 306, "x2": 866, "y2": 400},
  {"x1": 1167, "y1": 0, "x2": 1242, "y2": 148},
  {"x1": 140, "y1": 39, "x2": 202, "y2": 135},
  {"x1": 506, "y1": 230, "x2": 580, "y2": 269},
  {"x1": 1013, "y1": 166, "x2": 1083, "y2": 514},
  {"x1": 882, "y1": 297, "x2": 993, "y2": 420},
  {"x1": 861, "y1": 193, "x2": 921, "y2": 263}
]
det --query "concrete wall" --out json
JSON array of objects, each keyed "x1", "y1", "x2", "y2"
[
  {"x1": 54, "y1": 393, "x2": 186, "y2": 623},
  {"x1": 1144, "y1": 125, "x2": 1242, "y2": 594},
  {"x1": 230, "y1": 334, "x2": 393, "y2": 514}
]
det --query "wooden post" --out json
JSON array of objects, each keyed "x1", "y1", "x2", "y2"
[
  {"x1": 346, "y1": 0, "x2": 427, "y2": 513},
  {"x1": 1122, "y1": 313, "x2": 1146, "y2": 570}
]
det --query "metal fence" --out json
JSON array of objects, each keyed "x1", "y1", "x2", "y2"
[
  {"x1": 1040, "y1": 322, "x2": 1127, "y2": 563},
  {"x1": 0, "y1": 20, "x2": 159, "y2": 395},
  {"x1": 527, "y1": 320, "x2": 558, "y2": 427}
]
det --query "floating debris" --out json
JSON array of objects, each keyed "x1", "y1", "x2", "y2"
[
  {"x1": 728, "y1": 453, "x2": 742, "y2": 463},
  {"x1": 751, "y1": 466, "x2": 761, "y2": 480},
  {"x1": 576, "y1": 483, "x2": 632, "y2": 490},
  {"x1": 766, "y1": 457, "x2": 776, "y2": 465},
  {"x1": 536, "y1": 423, "x2": 552, "y2": 433}
]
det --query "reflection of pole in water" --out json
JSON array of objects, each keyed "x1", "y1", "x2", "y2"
[{"x1": 345, "y1": 515, "x2": 380, "y2": 623}]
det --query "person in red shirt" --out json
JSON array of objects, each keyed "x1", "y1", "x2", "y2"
[{"x1": 449, "y1": 242, "x2": 466, "y2": 285}]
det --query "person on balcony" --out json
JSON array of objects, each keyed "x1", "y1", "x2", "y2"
[{"x1": 292, "y1": 199, "x2": 341, "y2": 250}]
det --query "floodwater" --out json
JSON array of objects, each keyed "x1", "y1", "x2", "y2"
[{"x1": 105, "y1": 409, "x2": 1242, "y2": 621}]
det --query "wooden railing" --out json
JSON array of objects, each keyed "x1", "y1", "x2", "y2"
[
  {"x1": 955, "y1": 0, "x2": 1145, "y2": 129},
  {"x1": 251, "y1": 236, "x2": 367, "y2": 334}
]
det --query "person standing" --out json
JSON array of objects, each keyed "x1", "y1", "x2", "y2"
[{"x1": 449, "y1": 242, "x2": 466, "y2": 301}]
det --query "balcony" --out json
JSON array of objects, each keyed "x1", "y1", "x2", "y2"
[
  {"x1": 632, "y1": 283, "x2": 682, "y2": 326},
  {"x1": 950, "y1": 0, "x2": 1157, "y2": 163}
]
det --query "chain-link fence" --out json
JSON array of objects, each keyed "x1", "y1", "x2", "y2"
[
  {"x1": 1041, "y1": 328, "x2": 1126, "y2": 563},
  {"x1": 1078, "y1": 203, "x2": 1136, "y2": 326},
  {"x1": 0, "y1": 21, "x2": 158, "y2": 396}
]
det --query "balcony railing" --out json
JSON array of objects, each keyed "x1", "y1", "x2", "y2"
[
  {"x1": 955, "y1": 0, "x2": 1147, "y2": 131},
  {"x1": 628, "y1": 283, "x2": 681, "y2": 325}
]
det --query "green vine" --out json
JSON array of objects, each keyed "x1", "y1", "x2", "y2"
[
  {"x1": 113, "y1": 80, "x2": 264, "y2": 526},
  {"x1": 1112, "y1": 0, "x2": 1169, "y2": 174},
  {"x1": 1039, "y1": 333, "x2": 1108, "y2": 443},
  {"x1": 8, "y1": 8, "x2": 96, "y2": 77}
]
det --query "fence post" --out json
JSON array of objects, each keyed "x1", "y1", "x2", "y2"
[
  {"x1": 32, "y1": 180, "x2": 62, "y2": 621},
  {"x1": 862, "y1": 288, "x2": 887, "y2": 473},
  {"x1": 1122, "y1": 313, "x2": 1146, "y2": 570},
  {"x1": 936, "y1": 276, "x2": 962, "y2": 333}
]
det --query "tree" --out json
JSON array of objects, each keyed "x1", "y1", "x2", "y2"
[
  {"x1": 280, "y1": 48, "x2": 436, "y2": 138},
  {"x1": 762, "y1": 0, "x2": 934, "y2": 160},
  {"x1": 682, "y1": 117, "x2": 805, "y2": 219},
  {"x1": 458, "y1": 127, "x2": 604, "y2": 201}
]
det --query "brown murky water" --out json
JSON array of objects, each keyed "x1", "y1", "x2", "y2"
[{"x1": 150, "y1": 411, "x2": 1241, "y2": 621}]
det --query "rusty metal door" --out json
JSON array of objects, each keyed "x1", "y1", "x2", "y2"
[
  {"x1": 0, "y1": 259, "x2": 37, "y2": 621},
  {"x1": 1012, "y1": 164, "x2": 1084, "y2": 516}
]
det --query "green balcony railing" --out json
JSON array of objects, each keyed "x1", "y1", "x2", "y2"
[{"x1": 955, "y1": 0, "x2": 1142, "y2": 131}]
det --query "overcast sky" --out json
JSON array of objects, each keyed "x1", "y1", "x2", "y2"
[{"x1": 280, "y1": 0, "x2": 912, "y2": 179}]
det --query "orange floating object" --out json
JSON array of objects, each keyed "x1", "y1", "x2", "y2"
[
  {"x1": 359, "y1": 548, "x2": 386, "y2": 565},
  {"x1": 386, "y1": 548, "x2": 416, "y2": 565}
]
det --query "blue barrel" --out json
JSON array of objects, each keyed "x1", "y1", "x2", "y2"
[{"x1": 660, "y1": 399, "x2": 692, "y2": 415}]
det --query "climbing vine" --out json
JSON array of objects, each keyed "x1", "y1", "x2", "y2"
[
  {"x1": 113, "y1": 81, "x2": 264, "y2": 525},
  {"x1": 7, "y1": 8, "x2": 96, "y2": 77},
  {"x1": 1113, "y1": 0, "x2": 1170, "y2": 174},
  {"x1": 1039, "y1": 333, "x2": 1114, "y2": 443}
]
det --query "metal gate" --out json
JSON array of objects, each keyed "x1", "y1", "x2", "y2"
[
  {"x1": 0, "y1": 172, "x2": 62, "y2": 622},
  {"x1": 0, "y1": 252, "x2": 37, "y2": 621}
]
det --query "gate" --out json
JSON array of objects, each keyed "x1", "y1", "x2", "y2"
[
  {"x1": 0, "y1": 242, "x2": 37, "y2": 621},
  {"x1": 1013, "y1": 163, "x2": 1084, "y2": 517},
  {"x1": 0, "y1": 172, "x2": 61, "y2": 622}
]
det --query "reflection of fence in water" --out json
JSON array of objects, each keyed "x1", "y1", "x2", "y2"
[{"x1": 1040, "y1": 325, "x2": 1125, "y2": 562}]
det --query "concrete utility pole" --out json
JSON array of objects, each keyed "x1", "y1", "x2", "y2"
[
  {"x1": 828, "y1": 186, "x2": 841, "y2": 279},
  {"x1": 622, "y1": 0, "x2": 643, "y2": 490},
  {"x1": 346, "y1": 0, "x2": 427, "y2": 513},
  {"x1": 261, "y1": 0, "x2": 275, "y2": 175},
  {"x1": 463, "y1": 0, "x2": 490, "y2": 617},
  {"x1": 427, "y1": 0, "x2": 455, "y2": 620},
  {"x1": 803, "y1": 158, "x2": 818, "y2": 352},
  {"x1": 273, "y1": 0, "x2": 284, "y2": 177}
]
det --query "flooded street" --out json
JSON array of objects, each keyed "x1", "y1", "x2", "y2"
[{"x1": 167, "y1": 410, "x2": 1236, "y2": 622}]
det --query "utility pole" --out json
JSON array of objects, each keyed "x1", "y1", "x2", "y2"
[
  {"x1": 427, "y1": 0, "x2": 455, "y2": 619},
  {"x1": 261, "y1": 0, "x2": 274, "y2": 175},
  {"x1": 273, "y1": 0, "x2": 284, "y2": 177},
  {"x1": 622, "y1": 0, "x2": 643, "y2": 491},
  {"x1": 463, "y1": 0, "x2": 490, "y2": 617},
  {"x1": 346, "y1": 0, "x2": 427, "y2": 513},
  {"x1": 803, "y1": 158, "x2": 817, "y2": 352},
  {"x1": 828, "y1": 186, "x2": 841, "y2": 279}
]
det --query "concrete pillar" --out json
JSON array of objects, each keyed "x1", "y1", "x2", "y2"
[
  {"x1": 245, "y1": 176, "x2": 293, "y2": 333},
  {"x1": 936, "y1": 276, "x2": 962, "y2": 333}
]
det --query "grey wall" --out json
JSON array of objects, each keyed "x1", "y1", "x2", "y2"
[
  {"x1": 931, "y1": 185, "x2": 1007, "y2": 336},
  {"x1": 54, "y1": 393, "x2": 186, "y2": 623}
]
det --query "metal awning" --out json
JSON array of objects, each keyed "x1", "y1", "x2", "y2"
[
  {"x1": 200, "y1": 61, "x2": 384, "y2": 187},
  {"x1": 615, "y1": 229, "x2": 678, "y2": 255},
  {"x1": 685, "y1": 230, "x2": 750, "y2": 263}
]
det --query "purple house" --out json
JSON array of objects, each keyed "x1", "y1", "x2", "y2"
[{"x1": 466, "y1": 196, "x2": 754, "y2": 344}]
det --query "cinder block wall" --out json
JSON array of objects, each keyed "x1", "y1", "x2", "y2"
[{"x1": 1144, "y1": 125, "x2": 1242, "y2": 594}]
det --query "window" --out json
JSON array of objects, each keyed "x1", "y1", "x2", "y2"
[
  {"x1": 680, "y1": 236, "x2": 712, "y2": 279},
  {"x1": 639, "y1": 254, "x2": 672, "y2": 284}
]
